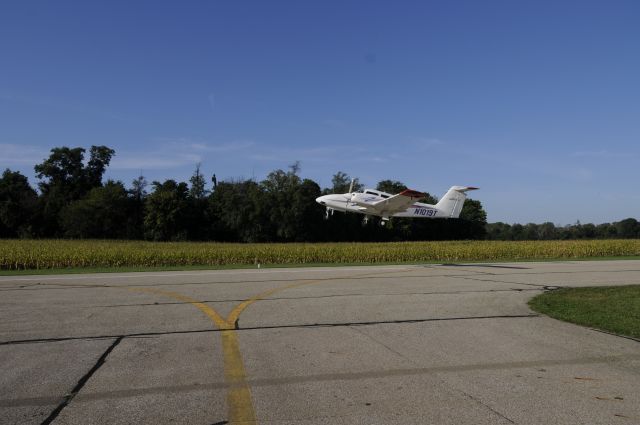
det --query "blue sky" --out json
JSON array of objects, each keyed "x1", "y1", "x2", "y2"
[{"x1": 1, "y1": 1, "x2": 639, "y2": 224}]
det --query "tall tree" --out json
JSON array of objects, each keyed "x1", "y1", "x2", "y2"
[
  {"x1": 35, "y1": 146, "x2": 114, "y2": 199},
  {"x1": 130, "y1": 175, "x2": 148, "y2": 201},
  {"x1": 187, "y1": 164, "x2": 211, "y2": 240},
  {"x1": 126, "y1": 175, "x2": 148, "y2": 239},
  {"x1": 86, "y1": 146, "x2": 116, "y2": 188},
  {"x1": 144, "y1": 180, "x2": 190, "y2": 241},
  {"x1": 0, "y1": 169, "x2": 38, "y2": 237},
  {"x1": 189, "y1": 163, "x2": 208, "y2": 200},
  {"x1": 262, "y1": 168, "x2": 301, "y2": 241},
  {"x1": 34, "y1": 145, "x2": 115, "y2": 235},
  {"x1": 329, "y1": 171, "x2": 363, "y2": 194},
  {"x1": 290, "y1": 179, "x2": 324, "y2": 241}
]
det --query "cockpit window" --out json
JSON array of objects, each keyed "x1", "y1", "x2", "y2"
[{"x1": 381, "y1": 194, "x2": 389, "y2": 198}]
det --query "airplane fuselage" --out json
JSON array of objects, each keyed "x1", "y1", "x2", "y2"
[{"x1": 316, "y1": 189, "x2": 439, "y2": 219}]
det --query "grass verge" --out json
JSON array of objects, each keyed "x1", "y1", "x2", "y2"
[{"x1": 528, "y1": 285, "x2": 640, "y2": 339}]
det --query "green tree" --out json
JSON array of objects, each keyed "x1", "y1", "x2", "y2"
[
  {"x1": 290, "y1": 179, "x2": 324, "y2": 241},
  {"x1": 376, "y1": 180, "x2": 407, "y2": 194},
  {"x1": 596, "y1": 222, "x2": 617, "y2": 239},
  {"x1": 34, "y1": 145, "x2": 115, "y2": 235},
  {"x1": 86, "y1": 145, "x2": 117, "y2": 188},
  {"x1": 209, "y1": 179, "x2": 267, "y2": 242},
  {"x1": 329, "y1": 171, "x2": 363, "y2": 194},
  {"x1": 436, "y1": 198, "x2": 488, "y2": 240},
  {"x1": 485, "y1": 222, "x2": 513, "y2": 240},
  {"x1": 35, "y1": 146, "x2": 114, "y2": 200},
  {"x1": 615, "y1": 218, "x2": 640, "y2": 238},
  {"x1": 262, "y1": 167, "x2": 302, "y2": 241},
  {"x1": 186, "y1": 164, "x2": 211, "y2": 240},
  {"x1": 126, "y1": 175, "x2": 148, "y2": 239},
  {"x1": 537, "y1": 222, "x2": 558, "y2": 240},
  {"x1": 0, "y1": 169, "x2": 38, "y2": 237},
  {"x1": 144, "y1": 180, "x2": 190, "y2": 241},
  {"x1": 130, "y1": 175, "x2": 148, "y2": 201},
  {"x1": 524, "y1": 223, "x2": 539, "y2": 240},
  {"x1": 511, "y1": 224, "x2": 525, "y2": 240},
  {"x1": 189, "y1": 163, "x2": 208, "y2": 200},
  {"x1": 60, "y1": 180, "x2": 131, "y2": 238}
]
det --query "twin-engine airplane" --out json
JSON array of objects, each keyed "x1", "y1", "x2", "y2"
[{"x1": 316, "y1": 184, "x2": 478, "y2": 224}]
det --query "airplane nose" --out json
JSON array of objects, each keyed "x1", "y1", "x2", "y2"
[{"x1": 316, "y1": 195, "x2": 327, "y2": 205}]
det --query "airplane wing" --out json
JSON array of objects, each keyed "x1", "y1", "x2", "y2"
[{"x1": 363, "y1": 189, "x2": 425, "y2": 215}]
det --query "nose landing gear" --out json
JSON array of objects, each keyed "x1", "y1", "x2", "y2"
[{"x1": 324, "y1": 207, "x2": 334, "y2": 219}]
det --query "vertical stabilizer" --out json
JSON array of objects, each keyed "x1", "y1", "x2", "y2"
[{"x1": 435, "y1": 186, "x2": 478, "y2": 218}]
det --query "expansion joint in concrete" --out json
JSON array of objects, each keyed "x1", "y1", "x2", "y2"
[{"x1": 40, "y1": 336, "x2": 123, "y2": 425}]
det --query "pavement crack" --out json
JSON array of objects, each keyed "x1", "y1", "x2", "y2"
[
  {"x1": 92, "y1": 288, "x2": 542, "y2": 308},
  {"x1": 237, "y1": 314, "x2": 540, "y2": 331},
  {"x1": 40, "y1": 336, "x2": 123, "y2": 425},
  {"x1": 0, "y1": 274, "x2": 424, "y2": 292},
  {"x1": 458, "y1": 275, "x2": 549, "y2": 288},
  {"x1": 2, "y1": 315, "x2": 541, "y2": 345},
  {"x1": 0, "y1": 329, "x2": 214, "y2": 346},
  {"x1": 439, "y1": 263, "x2": 532, "y2": 270}
]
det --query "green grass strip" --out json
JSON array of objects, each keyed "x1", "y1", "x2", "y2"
[{"x1": 529, "y1": 285, "x2": 640, "y2": 339}]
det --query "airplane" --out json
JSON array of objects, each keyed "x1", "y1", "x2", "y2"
[{"x1": 316, "y1": 183, "x2": 478, "y2": 224}]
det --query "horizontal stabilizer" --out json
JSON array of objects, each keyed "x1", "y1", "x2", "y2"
[{"x1": 450, "y1": 186, "x2": 479, "y2": 193}]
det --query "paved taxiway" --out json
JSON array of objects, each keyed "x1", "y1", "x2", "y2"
[{"x1": 1, "y1": 261, "x2": 639, "y2": 424}]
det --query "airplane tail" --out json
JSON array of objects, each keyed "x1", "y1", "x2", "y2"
[{"x1": 435, "y1": 186, "x2": 478, "y2": 218}]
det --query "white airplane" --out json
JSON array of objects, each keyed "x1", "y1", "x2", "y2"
[{"x1": 316, "y1": 184, "x2": 478, "y2": 224}]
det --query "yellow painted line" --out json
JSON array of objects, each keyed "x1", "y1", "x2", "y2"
[
  {"x1": 222, "y1": 329, "x2": 257, "y2": 424},
  {"x1": 129, "y1": 287, "x2": 255, "y2": 423},
  {"x1": 132, "y1": 287, "x2": 230, "y2": 330},
  {"x1": 129, "y1": 267, "x2": 414, "y2": 424},
  {"x1": 227, "y1": 279, "x2": 325, "y2": 327},
  {"x1": 226, "y1": 269, "x2": 409, "y2": 327}
]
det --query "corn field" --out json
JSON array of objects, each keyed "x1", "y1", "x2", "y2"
[{"x1": 1, "y1": 239, "x2": 639, "y2": 271}]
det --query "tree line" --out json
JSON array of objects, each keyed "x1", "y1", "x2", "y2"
[
  {"x1": 1, "y1": 145, "x2": 636, "y2": 242},
  {"x1": 0, "y1": 145, "x2": 489, "y2": 241},
  {"x1": 486, "y1": 220, "x2": 640, "y2": 240}
]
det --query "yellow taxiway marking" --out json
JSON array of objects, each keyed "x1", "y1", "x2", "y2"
[
  {"x1": 132, "y1": 278, "x2": 338, "y2": 424},
  {"x1": 131, "y1": 287, "x2": 254, "y2": 423},
  {"x1": 131, "y1": 268, "x2": 412, "y2": 424},
  {"x1": 134, "y1": 288, "x2": 229, "y2": 329}
]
